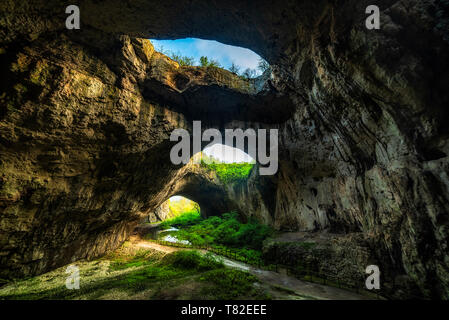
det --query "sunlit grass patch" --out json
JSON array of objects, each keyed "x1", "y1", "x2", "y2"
[
  {"x1": 159, "y1": 210, "x2": 201, "y2": 229},
  {"x1": 201, "y1": 160, "x2": 254, "y2": 184},
  {"x1": 162, "y1": 211, "x2": 273, "y2": 251},
  {"x1": 199, "y1": 269, "x2": 268, "y2": 300},
  {"x1": 162, "y1": 250, "x2": 224, "y2": 271}
]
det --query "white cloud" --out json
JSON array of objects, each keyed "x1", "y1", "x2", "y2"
[{"x1": 193, "y1": 39, "x2": 261, "y2": 71}]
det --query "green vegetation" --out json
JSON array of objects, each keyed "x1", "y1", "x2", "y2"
[
  {"x1": 0, "y1": 243, "x2": 270, "y2": 300},
  {"x1": 199, "y1": 153, "x2": 254, "y2": 184},
  {"x1": 160, "y1": 211, "x2": 273, "y2": 262},
  {"x1": 167, "y1": 197, "x2": 200, "y2": 217},
  {"x1": 164, "y1": 251, "x2": 223, "y2": 271},
  {"x1": 168, "y1": 52, "x2": 196, "y2": 66},
  {"x1": 159, "y1": 210, "x2": 202, "y2": 229},
  {"x1": 200, "y1": 269, "x2": 267, "y2": 300},
  {"x1": 152, "y1": 41, "x2": 269, "y2": 79},
  {"x1": 202, "y1": 161, "x2": 254, "y2": 184},
  {"x1": 151, "y1": 196, "x2": 200, "y2": 227},
  {"x1": 199, "y1": 56, "x2": 221, "y2": 68},
  {"x1": 115, "y1": 250, "x2": 223, "y2": 289},
  {"x1": 156, "y1": 46, "x2": 196, "y2": 66},
  {"x1": 109, "y1": 247, "x2": 162, "y2": 271}
]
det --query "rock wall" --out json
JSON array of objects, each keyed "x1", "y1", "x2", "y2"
[
  {"x1": 0, "y1": 32, "x2": 190, "y2": 278},
  {"x1": 0, "y1": 0, "x2": 448, "y2": 298}
]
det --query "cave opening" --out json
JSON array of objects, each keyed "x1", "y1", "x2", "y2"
[
  {"x1": 136, "y1": 144, "x2": 259, "y2": 247},
  {"x1": 150, "y1": 195, "x2": 201, "y2": 245},
  {"x1": 1, "y1": 1, "x2": 447, "y2": 301},
  {"x1": 138, "y1": 194, "x2": 272, "y2": 262},
  {"x1": 201, "y1": 143, "x2": 256, "y2": 164},
  {"x1": 150, "y1": 38, "x2": 270, "y2": 78},
  {"x1": 148, "y1": 196, "x2": 201, "y2": 224}
]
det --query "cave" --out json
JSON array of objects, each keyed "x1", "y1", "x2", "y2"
[
  {"x1": 144, "y1": 144, "x2": 257, "y2": 220},
  {"x1": 0, "y1": 0, "x2": 449, "y2": 300}
]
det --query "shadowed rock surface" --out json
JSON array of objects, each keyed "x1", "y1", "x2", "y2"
[{"x1": 0, "y1": 0, "x2": 448, "y2": 298}]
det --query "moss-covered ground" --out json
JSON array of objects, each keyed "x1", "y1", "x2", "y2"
[{"x1": 0, "y1": 240, "x2": 270, "y2": 300}]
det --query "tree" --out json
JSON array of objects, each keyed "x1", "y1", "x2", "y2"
[
  {"x1": 176, "y1": 55, "x2": 196, "y2": 66},
  {"x1": 228, "y1": 62, "x2": 240, "y2": 74},
  {"x1": 169, "y1": 51, "x2": 196, "y2": 66},
  {"x1": 242, "y1": 68, "x2": 257, "y2": 79},
  {"x1": 200, "y1": 56, "x2": 221, "y2": 68},
  {"x1": 257, "y1": 58, "x2": 270, "y2": 73},
  {"x1": 153, "y1": 42, "x2": 167, "y2": 55}
]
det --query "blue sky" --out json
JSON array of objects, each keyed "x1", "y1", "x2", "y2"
[{"x1": 150, "y1": 38, "x2": 263, "y2": 75}]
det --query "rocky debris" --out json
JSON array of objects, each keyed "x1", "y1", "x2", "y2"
[{"x1": 262, "y1": 231, "x2": 421, "y2": 299}]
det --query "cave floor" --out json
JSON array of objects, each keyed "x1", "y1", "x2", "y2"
[
  {"x1": 0, "y1": 237, "x2": 371, "y2": 300},
  {"x1": 135, "y1": 238, "x2": 371, "y2": 300}
]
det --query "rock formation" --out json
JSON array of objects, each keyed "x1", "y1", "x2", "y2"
[{"x1": 0, "y1": 0, "x2": 448, "y2": 298}]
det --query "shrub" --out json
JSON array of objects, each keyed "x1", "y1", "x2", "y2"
[
  {"x1": 200, "y1": 160, "x2": 254, "y2": 184},
  {"x1": 200, "y1": 269, "x2": 259, "y2": 299},
  {"x1": 164, "y1": 211, "x2": 273, "y2": 251},
  {"x1": 241, "y1": 68, "x2": 257, "y2": 79},
  {"x1": 228, "y1": 62, "x2": 241, "y2": 74},
  {"x1": 165, "y1": 250, "x2": 223, "y2": 271},
  {"x1": 160, "y1": 211, "x2": 201, "y2": 229},
  {"x1": 199, "y1": 56, "x2": 221, "y2": 68},
  {"x1": 257, "y1": 58, "x2": 270, "y2": 73},
  {"x1": 169, "y1": 52, "x2": 196, "y2": 66}
]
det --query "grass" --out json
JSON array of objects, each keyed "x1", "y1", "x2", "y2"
[
  {"x1": 157, "y1": 211, "x2": 272, "y2": 265},
  {"x1": 108, "y1": 248, "x2": 161, "y2": 271},
  {"x1": 199, "y1": 269, "x2": 268, "y2": 300},
  {"x1": 0, "y1": 243, "x2": 269, "y2": 300},
  {"x1": 162, "y1": 251, "x2": 223, "y2": 271},
  {"x1": 160, "y1": 211, "x2": 273, "y2": 251},
  {"x1": 297, "y1": 242, "x2": 317, "y2": 250},
  {"x1": 201, "y1": 160, "x2": 254, "y2": 184},
  {"x1": 159, "y1": 210, "x2": 201, "y2": 229}
]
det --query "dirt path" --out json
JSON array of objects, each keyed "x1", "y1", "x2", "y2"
[
  {"x1": 136, "y1": 240, "x2": 179, "y2": 253},
  {"x1": 134, "y1": 239, "x2": 372, "y2": 300}
]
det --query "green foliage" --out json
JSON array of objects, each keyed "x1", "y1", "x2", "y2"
[
  {"x1": 199, "y1": 56, "x2": 221, "y2": 68},
  {"x1": 159, "y1": 210, "x2": 202, "y2": 229},
  {"x1": 110, "y1": 250, "x2": 224, "y2": 294},
  {"x1": 110, "y1": 249, "x2": 224, "y2": 292},
  {"x1": 122, "y1": 265, "x2": 182, "y2": 286},
  {"x1": 167, "y1": 196, "x2": 200, "y2": 218},
  {"x1": 0, "y1": 244, "x2": 264, "y2": 300},
  {"x1": 200, "y1": 269, "x2": 261, "y2": 299},
  {"x1": 168, "y1": 52, "x2": 196, "y2": 66},
  {"x1": 109, "y1": 249, "x2": 157, "y2": 271},
  {"x1": 165, "y1": 212, "x2": 273, "y2": 251},
  {"x1": 154, "y1": 44, "x2": 196, "y2": 66},
  {"x1": 201, "y1": 159, "x2": 254, "y2": 184},
  {"x1": 163, "y1": 250, "x2": 223, "y2": 271}
]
